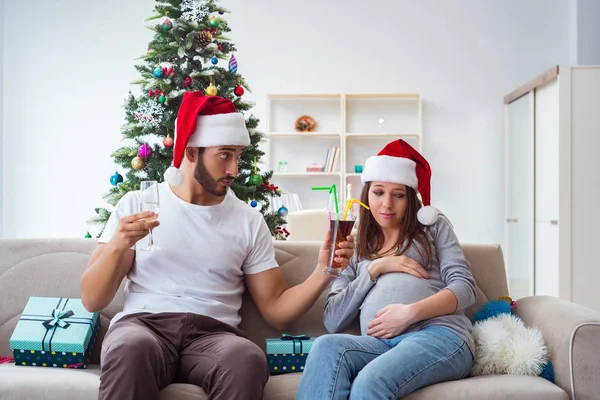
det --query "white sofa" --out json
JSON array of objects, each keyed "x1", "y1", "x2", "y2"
[{"x1": 1, "y1": 238, "x2": 600, "y2": 399}]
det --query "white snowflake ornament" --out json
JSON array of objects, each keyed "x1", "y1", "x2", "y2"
[
  {"x1": 181, "y1": 0, "x2": 209, "y2": 22},
  {"x1": 134, "y1": 99, "x2": 164, "y2": 128}
]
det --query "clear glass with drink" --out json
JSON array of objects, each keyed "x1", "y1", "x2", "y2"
[
  {"x1": 139, "y1": 180, "x2": 160, "y2": 251},
  {"x1": 324, "y1": 213, "x2": 357, "y2": 276}
]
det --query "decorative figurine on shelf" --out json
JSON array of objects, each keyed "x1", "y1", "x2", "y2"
[
  {"x1": 277, "y1": 161, "x2": 288, "y2": 173},
  {"x1": 295, "y1": 115, "x2": 318, "y2": 132}
]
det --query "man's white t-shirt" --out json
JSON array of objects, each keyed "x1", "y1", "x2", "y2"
[{"x1": 99, "y1": 182, "x2": 279, "y2": 328}]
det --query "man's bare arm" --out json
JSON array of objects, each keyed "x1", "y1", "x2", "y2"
[
  {"x1": 80, "y1": 211, "x2": 158, "y2": 312},
  {"x1": 245, "y1": 235, "x2": 354, "y2": 330}
]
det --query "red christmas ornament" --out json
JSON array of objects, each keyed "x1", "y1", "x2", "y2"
[
  {"x1": 261, "y1": 181, "x2": 278, "y2": 192},
  {"x1": 163, "y1": 135, "x2": 174, "y2": 148},
  {"x1": 184, "y1": 77, "x2": 192, "y2": 87},
  {"x1": 234, "y1": 85, "x2": 245, "y2": 96},
  {"x1": 274, "y1": 226, "x2": 290, "y2": 238},
  {"x1": 218, "y1": 44, "x2": 223, "y2": 51},
  {"x1": 210, "y1": 27, "x2": 217, "y2": 34}
]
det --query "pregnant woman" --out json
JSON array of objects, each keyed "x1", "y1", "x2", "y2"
[{"x1": 296, "y1": 139, "x2": 476, "y2": 400}]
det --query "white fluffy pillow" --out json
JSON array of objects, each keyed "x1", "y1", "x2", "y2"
[{"x1": 471, "y1": 313, "x2": 549, "y2": 376}]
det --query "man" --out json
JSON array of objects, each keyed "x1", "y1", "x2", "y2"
[{"x1": 81, "y1": 92, "x2": 354, "y2": 400}]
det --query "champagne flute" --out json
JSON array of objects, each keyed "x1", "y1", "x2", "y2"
[{"x1": 139, "y1": 180, "x2": 160, "y2": 251}]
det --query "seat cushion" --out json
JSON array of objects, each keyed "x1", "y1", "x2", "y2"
[
  {"x1": 0, "y1": 364, "x2": 302, "y2": 400},
  {"x1": 0, "y1": 364, "x2": 568, "y2": 400},
  {"x1": 405, "y1": 375, "x2": 569, "y2": 400},
  {"x1": 0, "y1": 363, "x2": 102, "y2": 400}
]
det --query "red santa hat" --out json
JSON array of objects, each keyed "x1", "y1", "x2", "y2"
[
  {"x1": 163, "y1": 91, "x2": 250, "y2": 186},
  {"x1": 361, "y1": 139, "x2": 438, "y2": 225}
]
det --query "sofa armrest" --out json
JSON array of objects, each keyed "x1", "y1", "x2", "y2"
[{"x1": 516, "y1": 295, "x2": 600, "y2": 400}]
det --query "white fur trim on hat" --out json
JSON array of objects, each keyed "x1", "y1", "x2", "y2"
[
  {"x1": 361, "y1": 155, "x2": 418, "y2": 188},
  {"x1": 186, "y1": 113, "x2": 250, "y2": 148},
  {"x1": 164, "y1": 166, "x2": 184, "y2": 186},
  {"x1": 417, "y1": 206, "x2": 438, "y2": 225}
]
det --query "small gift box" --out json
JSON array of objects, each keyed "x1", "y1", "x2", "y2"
[
  {"x1": 9, "y1": 297, "x2": 100, "y2": 369},
  {"x1": 265, "y1": 334, "x2": 315, "y2": 375}
]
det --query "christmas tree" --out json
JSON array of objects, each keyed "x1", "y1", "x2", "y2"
[{"x1": 92, "y1": 0, "x2": 289, "y2": 239}]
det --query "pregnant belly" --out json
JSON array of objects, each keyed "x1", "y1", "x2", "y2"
[{"x1": 359, "y1": 273, "x2": 440, "y2": 331}]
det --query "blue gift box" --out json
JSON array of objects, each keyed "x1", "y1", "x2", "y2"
[
  {"x1": 265, "y1": 334, "x2": 315, "y2": 375},
  {"x1": 9, "y1": 297, "x2": 100, "y2": 369}
]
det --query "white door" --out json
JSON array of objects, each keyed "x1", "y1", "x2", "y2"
[
  {"x1": 506, "y1": 92, "x2": 535, "y2": 299},
  {"x1": 535, "y1": 221, "x2": 559, "y2": 296},
  {"x1": 534, "y1": 78, "x2": 560, "y2": 297}
]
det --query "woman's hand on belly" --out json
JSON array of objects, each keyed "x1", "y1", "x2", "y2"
[
  {"x1": 368, "y1": 255, "x2": 429, "y2": 280},
  {"x1": 366, "y1": 303, "x2": 419, "y2": 339}
]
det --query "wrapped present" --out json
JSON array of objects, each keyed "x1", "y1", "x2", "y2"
[
  {"x1": 265, "y1": 334, "x2": 315, "y2": 375},
  {"x1": 9, "y1": 297, "x2": 100, "y2": 369}
]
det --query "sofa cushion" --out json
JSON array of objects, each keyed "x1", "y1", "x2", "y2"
[
  {"x1": 404, "y1": 375, "x2": 569, "y2": 400},
  {"x1": 0, "y1": 239, "x2": 507, "y2": 360},
  {"x1": 0, "y1": 363, "x2": 569, "y2": 400},
  {"x1": 0, "y1": 363, "x2": 299, "y2": 400}
]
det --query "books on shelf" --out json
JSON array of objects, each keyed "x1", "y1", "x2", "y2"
[{"x1": 324, "y1": 147, "x2": 340, "y2": 173}]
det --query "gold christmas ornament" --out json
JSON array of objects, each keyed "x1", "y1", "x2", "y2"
[
  {"x1": 131, "y1": 156, "x2": 145, "y2": 170},
  {"x1": 195, "y1": 30, "x2": 213, "y2": 48},
  {"x1": 206, "y1": 85, "x2": 218, "y2": 96}
]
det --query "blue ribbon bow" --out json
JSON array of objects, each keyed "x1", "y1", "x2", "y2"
[
  {"x1": 281, "y1": 334, "x2": 310, "y2": 354},
  {"x1": 42, "y1": 309, "x2": 74, "y2": 330}
]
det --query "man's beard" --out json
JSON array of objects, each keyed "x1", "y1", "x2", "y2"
[{"x1": 193, "y1": 158, "x2": 232, "y2": 197}]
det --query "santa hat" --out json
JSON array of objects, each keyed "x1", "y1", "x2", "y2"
[
  {"x1": 163, "y1": 91, "x2": 250, "y2": 186},
  {"x1": 361, "y1": 139, "x2": 438, "y2": 225}
]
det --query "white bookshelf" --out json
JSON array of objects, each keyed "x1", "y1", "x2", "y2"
[{"x1": 265, "y1": 93, "x2": 422, "y2": 210}]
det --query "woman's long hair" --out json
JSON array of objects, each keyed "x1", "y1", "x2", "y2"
[{"x1": 356, "y1": 182, "x2": 434, "y2": 268}]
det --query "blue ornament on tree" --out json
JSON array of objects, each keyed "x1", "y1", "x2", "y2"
[
  {"x1": 278, "y1": 206, "x2": 289, "y2": 217},
  {"x1": 250, "y1": 200, "x2": 258, "y2": 208},
  {"x1": 211, "y1": 56, "x2": 218, "y2": 65},
  {"x1": 153, "y1": 67, "x2": 164, "y2": 78},
  {"x1": 110, "y1": 172, "x2": 123, "y2": 186}
]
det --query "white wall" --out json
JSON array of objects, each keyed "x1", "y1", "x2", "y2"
[
  {"x1": 576, "y1": 0, "x2": 600, "y2": 64},
  {"x1": 3, "y1": 0, "x2": 572, "y2": 246}
]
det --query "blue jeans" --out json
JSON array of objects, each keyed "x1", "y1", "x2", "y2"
[{"x1": 296, "y1": 326, "x2": 473, "y2": 400}]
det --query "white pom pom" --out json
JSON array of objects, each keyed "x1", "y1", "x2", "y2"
[
  {"x1": 417, "y1": 206, "x2": 438, "y2": 225},
  {"x1": 471, "y1": 314, "x2": 548, "y2": 377},
  {"x1": 164, "y1": 166, "x2": 184, "y2": 186}
]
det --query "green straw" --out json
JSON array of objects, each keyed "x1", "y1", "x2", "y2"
[{"x1": 312, "y1": 184, "x2": 339, "y2": 216}]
